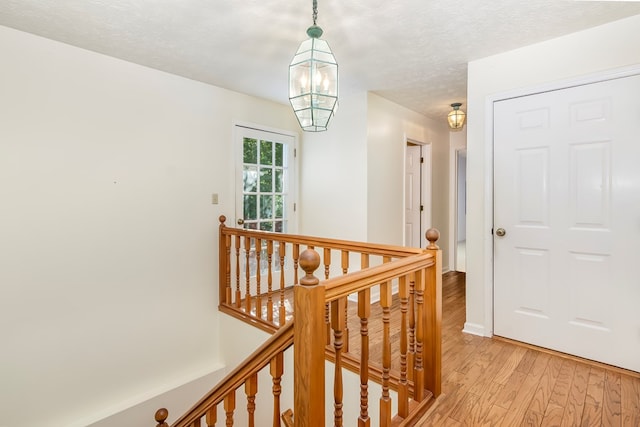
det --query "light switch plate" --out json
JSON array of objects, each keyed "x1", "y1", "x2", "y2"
[{"x1": 211, "y1": 193, "x2": 219, "y2": 204}]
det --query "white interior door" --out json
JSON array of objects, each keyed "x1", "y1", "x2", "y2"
[
  {"x1": 405, "y1": 144, "x2": 422, "y2": 248},
  {"x1": 493, "y1": 74, "x2": 640, "y2": 372}
]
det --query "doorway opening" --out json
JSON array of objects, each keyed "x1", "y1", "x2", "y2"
[
  {"x1": 455, "y1": 149, "x2": 467, "y2": 272},
  {"x1": 404, "y1": 140, "x2": 432, "y2": 248}
]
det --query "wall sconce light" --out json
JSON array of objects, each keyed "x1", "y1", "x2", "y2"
[
  {"x1": 448, "y1": 103, "x2": 466, "y2": 130},
  {"x1": 289, "y1": 0, "x2": 338, "y2": 132}
]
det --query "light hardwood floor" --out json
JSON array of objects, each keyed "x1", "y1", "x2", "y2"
[{"x1": 415, "y1": 272, "x2": 640, "y2": 426}]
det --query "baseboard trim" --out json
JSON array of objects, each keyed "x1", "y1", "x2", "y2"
[{"x1": 462, "y1": 322, "x2": 487, "y2": 337}]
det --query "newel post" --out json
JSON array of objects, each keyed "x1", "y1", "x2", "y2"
[
  {"x1": 294, "y1": 249, "x2": 325, "y2": 427},
  {"x1": 424, "y1": 228, "x2": 442, "y2": 397}
]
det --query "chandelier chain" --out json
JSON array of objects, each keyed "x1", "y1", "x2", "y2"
[{"x1": 312, "y1": 0, "x2": 318, "y2": 25}]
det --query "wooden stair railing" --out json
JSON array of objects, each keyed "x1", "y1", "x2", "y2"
[
  {"x1": 155, "y1": 321, "x2": 293, "y2": 427},
  {"x1": 292, "y1": 236, "x2": 441, "y2": 427},
  {"x1": 217, "y1": 215, "x2": 426, "y2": 334},
  {"x1": 156, "y1": 217, "x2": 441, "y2": 426}
]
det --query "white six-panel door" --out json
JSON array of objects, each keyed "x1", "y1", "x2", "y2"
[{"x1": 493, "y1": 74, "x2": 640, "y2": 372}]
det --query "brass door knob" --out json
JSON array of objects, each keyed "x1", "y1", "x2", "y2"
[
  {"x1": 237, "y1": 218, "x2": 245, "y2": 225},
  {"x1": 495, "y1": 228, "x2": 506, "y2": 237}
]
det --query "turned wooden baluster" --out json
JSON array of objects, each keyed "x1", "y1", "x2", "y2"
[
  {"x1": 407, "y1": 272, "x2": 416, "y2": 382},
  {"x1": 413, "y1": 267, "x2": 425, "y2": 402},
  {"x1": 379, "y1": 260, "x2": 392, "y2": 427},
  {"x1": 332, "y1": 296, "x2": 346, "y2": 427},
  {"x1": 271, "y1": 352, "x2": 284, "y2": 427},
  {"x1": 341, "y1": 250, "x2": 350, "y2": 352},
  {"x1": 424, "y1": 228, "x2": 442, "y2": 397},
  {"x1": 324, "y1": 248, "x2": 332, "y2": 345},
  {"x1": 292, "y1": 244, "x2": 300, "y2": 286},
  {"x1": 358, "y1": 253, "x2": 371, "y2": 427},
  {"x1": 224, "y1": 234, "x2": 232, "y2": 305},
  {"x1": 206, "y1": 407, "x2": 217, "y2": 427},
  {"x1": 267, "y1": 240, "x2": 274, "y2": 322},
  {"x1": 218, "y1": 216, "x2": 231, "y2": 306},
  {"x1": 293, "y1": 249, "x2": 325, "y2": 427},
  {"x1": 278, "y1": 241, "x2": 286, "y2": 326},
  {"x1": 246, "y1": 373, "x2": 258, "y2": 427},
  {"x1": 155, "y1": 408, "x2": 169, "y2": 427},
  {"x1": 235, "y1": 235, "x2": 241, "y2": 308},
  {"x1": 225, "y1": 391, "x2": 235, "y2": 427},
  {"x1": 255, "y1": 238, "x2": 262, "y2": 319},
  {"x1": 245, "y1": 236, "x2": 252, "y2": 314},
  {"x1": 398, "y1": 274, "x2": 410, "y2": 418}
]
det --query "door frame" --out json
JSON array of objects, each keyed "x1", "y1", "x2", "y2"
[
  {"x1": 402, "y1": 137, "x2": 432, "y2": 248},
  {"x1": 232, "y1": 121, "x2": 300, "y2": 234},
  {"x1": 448, "y1": 132, "x2": 467, "y2": 272},
  {"x1": 480, "y1": 64, "x2": 640, "y2": 338}
]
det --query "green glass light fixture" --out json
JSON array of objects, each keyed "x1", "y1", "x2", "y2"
[{"x1": 289, "y1": 0, "x2": 338, "y2": 132}]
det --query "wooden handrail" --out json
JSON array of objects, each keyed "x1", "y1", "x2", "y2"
[
  {"x1": 156, "y1": 321, "x2": 294, "y2": 427},
  {"x1": 219, "y1": 216, "x2": 423, "y2": 258},
  {"x1": 323, "y1": 252, "x2": 435, "y2": 302},
  {"x1": 158, "y1": 217, "x2": 442, "y2": 427}
]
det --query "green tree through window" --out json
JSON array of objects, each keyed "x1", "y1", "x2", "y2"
[{"x1": 242, "y1": 136, "x2": 288, "y2": 232}]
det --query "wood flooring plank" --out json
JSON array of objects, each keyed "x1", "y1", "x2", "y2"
[
  {"x1": 623, "y1": 376, "x2": 640, "y2": 426},
  {"x1": 580, "y1": 403, "x2": 602, "y2": 427},
  {"x1": 549, "y1": 359, "x2": 577, "y2": 408},
  {"x1": 467, "y1": 346, "x2": 512, "y2": 397},
  {"x1": 456, "y1": 381, "x2": 505, "y2": 425},
  {"x1": 469, "y1": 380, "x2": 504, "y2": 408},
  {"x1": 419, "y1": 388, "x2": 466, "y2": 426},
  {"x1": 528, "y1": 352, "x2": 551, "y2": 379},
  {"x1": 516, "y1": 349, "x2": 538, "y2": 375},
  {"x1": 441, "y1": 417, "x2": 462, "y2": 426},
  {"x1": 540, "y1": 403, "x2": 564, "y2": 427},
  {"x1": 494, "y1": 370, "x2": 527, "y2": 410},
  {"x1": 621, "y1": 411, "x2": 640, "y2": 427},
  {"x1": 471, "y1": 381, "x2": 506, "y2": 424},
  {"x1": 526, "y1": 356, "x2": 563, "y2": 415},
  {"x1": 499, "y1": 373, "x2": 541, "y2": 426},
  {"x1": 493, "y1": 346, "x2": 527, "y2": 385},
  {"x1": 560, "y1": 363, "x2": 589, "y2": 427},
  {"x1": 585, "y1": 367, "x2": 605, "y2": 408},
  {"x1": 480, "y1": 404, "x2": 508, "y2": 426},
  {"x1": 602, "y1": 370, "x2": 622, "y2": 426},
  {"x1": 448, "y1": 391, "x2": 480, "y2": 422},
  {"x1": 620, "y1": 374, "x2": 640, "y2": 412},
  {"x1": 521, "y1": 408, "x2": 544, "y2": 427}
]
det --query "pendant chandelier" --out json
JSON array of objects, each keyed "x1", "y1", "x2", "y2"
[
  {"x1": 447, "y1": 103, "x2": 466, "y2": 130},
  {"x1": 289, "y1": 0, "x2": 338, "y2": 132}
]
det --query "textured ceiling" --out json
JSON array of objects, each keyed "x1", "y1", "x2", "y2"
[{"x1": 1, "y1": 1, "x2": 640, "y2": 120}]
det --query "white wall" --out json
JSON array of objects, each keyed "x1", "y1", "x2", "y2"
[
  {"x1": 0, "y1": 25, "x2": 298, "y2": 427},
  {"x1": 299, "y1": 92, "x2": 450, "y2": 268},
  {"x1": 299, "y1": 92, "x2": 369, "y2": 241},
  {"x1": 465, "y1": 14, "x2": 640, "y2": 336},
  {"x1": 367, "y1": 93, "x2": 450, "y2": 267},
  {"x1": 300, "y1": 90, "x2": 453, "y2": 302}
]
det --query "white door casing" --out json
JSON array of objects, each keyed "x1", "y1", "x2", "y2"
[
  {"x1": 404, "y1": 142, "x2": 432, "y2": 248},
  {"x1": 405, "y1": 144, "x2": 422, "y2": 248},
  {"x1": 493, "y1": 74, "x2": 640, "y2": 372},
  {"x1": 234, "y1": 125, "x2": 296, "y2": 234}
]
